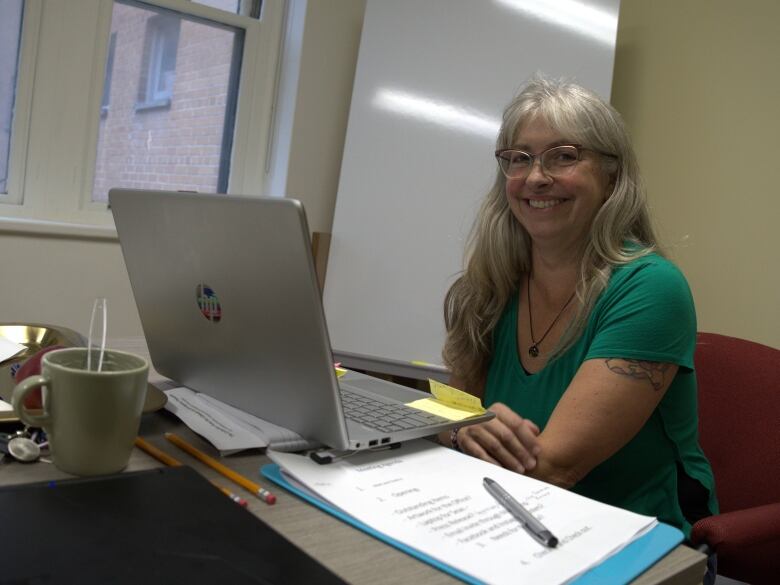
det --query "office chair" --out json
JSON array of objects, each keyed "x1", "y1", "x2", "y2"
[{"x1": 690, "y1": 332, "x2": 780, "y2": 585}]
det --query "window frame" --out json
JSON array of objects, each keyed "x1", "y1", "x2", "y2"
[
  {"x1": 0, "y1": 0, "x2": 40, "y2": 206},
  {"x1": 0, "y1": 0, "x2": 285, "y2": 230},
  {"x1": 100, "y1": 31, "x2": 118, "y2": 117}
]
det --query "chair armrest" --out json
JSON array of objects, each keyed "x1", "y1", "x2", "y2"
[
  {"x1": 692, "y1": 502, "x2": 780, "y2": 585},
  {"x1": 691, "y1": 501, "x2": 780, "y2": 549}
]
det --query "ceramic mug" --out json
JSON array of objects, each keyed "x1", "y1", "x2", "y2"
[{"x1": 11, "y1": 347, "x2": 148, "y2": 476}]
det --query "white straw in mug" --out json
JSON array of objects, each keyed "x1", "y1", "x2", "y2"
[{"x1": 87, "y1": 298, "x2": 108, "y2": 372}]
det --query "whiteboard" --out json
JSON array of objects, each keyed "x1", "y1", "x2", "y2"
[{"x1": 323, "y1": 0, "x2": 621, "y2": 372}]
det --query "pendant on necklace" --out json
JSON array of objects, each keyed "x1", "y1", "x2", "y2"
[{"x1": 528, "y1": 345, "x2": 540, "y2": 358}]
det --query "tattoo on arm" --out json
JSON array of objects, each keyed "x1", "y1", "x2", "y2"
[{"x1": 604, "y1": 359, "x2": 670, "y2": 391}]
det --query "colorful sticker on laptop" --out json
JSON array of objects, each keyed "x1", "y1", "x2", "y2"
[{"x1": 196, "y1": 283, "x2": 222, "y2": 323}]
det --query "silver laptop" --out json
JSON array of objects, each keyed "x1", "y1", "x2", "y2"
[{"x1": 109, "y1": 189, "x2": 493, "y2": 451}]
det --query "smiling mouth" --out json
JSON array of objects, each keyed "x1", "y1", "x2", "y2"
[{"x1": 526, "y1": 198, "x2": 566, "y2": 209}]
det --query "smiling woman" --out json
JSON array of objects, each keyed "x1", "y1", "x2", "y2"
[{"x1": 441, "y1": 76, "x2": 718, "y2": 581}]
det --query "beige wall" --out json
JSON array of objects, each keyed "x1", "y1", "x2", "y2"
[
  {"x1": 0, "y1": 230, "x2": 143, "y2": 336},
  {"x1": 612, "y1": 0, "x2": 779, "y2": 349},
  {"x1": 284, "y1": 0, "x2": 365, "y2": 235}
]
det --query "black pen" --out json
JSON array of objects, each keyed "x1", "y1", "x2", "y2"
[{"x1": 483, "y1": 477, "x2": 559, "y2": 548}]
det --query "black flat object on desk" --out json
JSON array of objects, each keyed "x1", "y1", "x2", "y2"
[{"x1": 1, "y1": 465, "x2": 346, "y2": 585}]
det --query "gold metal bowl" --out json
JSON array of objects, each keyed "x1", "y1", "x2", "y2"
[
  {"x1": 0, "y1": 323, "x2": 85, "y2": 354},
  {"x1": 0, "y1": 323, "x2": 86, "y2": 386}
]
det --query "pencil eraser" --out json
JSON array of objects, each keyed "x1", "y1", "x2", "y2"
[{"x1": 266, "y1": 493, "x2": 277, "y2": 505}]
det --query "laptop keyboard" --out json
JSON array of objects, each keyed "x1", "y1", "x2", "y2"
[{"x1": 339, "y1": 388, "x2": 450, "y2": 433}]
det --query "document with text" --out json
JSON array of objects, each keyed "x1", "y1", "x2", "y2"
[
  {"x1": 164, "y1": 386, "x2": 319, "y2": 455},
  {"x1": 269, "y1": 441, "x2": 658, "y2": 585}
]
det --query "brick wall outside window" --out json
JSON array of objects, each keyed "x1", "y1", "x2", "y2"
[{"x1": 93, "y1": 1, "x2": 240, "y2": 202}]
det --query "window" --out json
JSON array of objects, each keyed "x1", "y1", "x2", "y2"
[
  {"x1": 138, "y1": 15, "x2": 181, "y2": 109},
  {"x1": 0, "y1": 0, "x2": 24, "y2": 195},
  {"x1": 93, "y1": 1, "x2": 246, "y2": 202},
  {"x1": 0, "y1": 0, "x2": 284, "y2": 227}
]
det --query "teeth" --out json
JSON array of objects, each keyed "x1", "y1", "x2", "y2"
[{"x1": 528, "y1": 199, "x2": 563, "y2": 209}]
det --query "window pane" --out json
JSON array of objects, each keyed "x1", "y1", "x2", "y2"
[
  {"x1": 92, "y1": 1, "x2": 244, "y2": 202},
  {"x1": 0, "y1": 0, "x2": 24, "y2": 195}
]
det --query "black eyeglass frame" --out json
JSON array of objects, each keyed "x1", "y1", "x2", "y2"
[{"x1": 494, "y1": 144, "x2": 617, "y2": 179}]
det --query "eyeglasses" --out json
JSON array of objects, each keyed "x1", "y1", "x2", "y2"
[{"x1": 495, "y1": 144, "x2": 616, "y2": 179}]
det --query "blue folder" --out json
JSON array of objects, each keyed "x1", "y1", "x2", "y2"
[{"x1": 261, "y1": 463, "x2": 685, "y2": 585}]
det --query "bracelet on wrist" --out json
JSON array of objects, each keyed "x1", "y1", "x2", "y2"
[{"x1": 450, "y1": 427, "x2": 462, "y2": 452}]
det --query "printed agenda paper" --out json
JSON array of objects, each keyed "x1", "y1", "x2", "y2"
[{"x1": 269, "y1": 440, "x2": 657, "y2": 585}]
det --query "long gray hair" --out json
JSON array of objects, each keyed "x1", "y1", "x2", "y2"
[{"x1": 443, "y1": 76, "x2": 661, "y2": 388}]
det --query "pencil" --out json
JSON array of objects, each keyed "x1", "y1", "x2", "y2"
[
  {"x1": 217, "y1": 485, "x2": 249, "y2": 507},
  {"x1": 135, "y1": 436, "x2": 249, "y2": 507},
  {"x1": 135, "y1": 437, "x2": 183, "y2": 467},
  {"x1": 164, "y1": 432, "x2": 277, "y2": 505}
]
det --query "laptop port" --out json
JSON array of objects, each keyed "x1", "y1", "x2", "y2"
[
  {"x1": 381, "y1": 437, "x2": 391, "y2": 444},
  {"x1": 369, "y1": 439, "x2": 378, "y2": 447}
]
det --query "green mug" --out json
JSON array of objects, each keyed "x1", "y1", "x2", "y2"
[{"x1": 12, "y1": 347, "x2": 149, "y2": 476}]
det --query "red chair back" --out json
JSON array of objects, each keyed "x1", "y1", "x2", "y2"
[{"x1": 694, "y1": 332, "x2": 780, "y2": 512}]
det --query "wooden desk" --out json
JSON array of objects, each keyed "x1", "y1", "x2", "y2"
[{"x1": 0, "y1": 411, "x2": 705, "y2": 585}]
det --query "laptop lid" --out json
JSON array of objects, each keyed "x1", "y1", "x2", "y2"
[{"x1": 110, "y1": 189, "x2": 352, "y2": 450}]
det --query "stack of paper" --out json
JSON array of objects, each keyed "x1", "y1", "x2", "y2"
[
  {"x1": 267, "y1": 440, "x2": 673, "y2": 585},
  {"x1": 163, "y1": 386, "x2": 320, "y2": 455}
]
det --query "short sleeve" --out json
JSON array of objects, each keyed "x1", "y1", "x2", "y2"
[{"x1": 585, "y1": 257, "x2": 697, "y2": 370}]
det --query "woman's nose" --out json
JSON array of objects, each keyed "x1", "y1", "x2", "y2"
[{"x1": 525, "y1": 158, "x2": 552, "y2": 186}]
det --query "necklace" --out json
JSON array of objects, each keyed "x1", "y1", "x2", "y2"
[{"x1": 526, "y1": 274, "x2": 576, "y2": 357}]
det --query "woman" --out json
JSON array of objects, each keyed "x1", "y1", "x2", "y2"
[{"x1": 441, "y1": 77, "x2": 717, "y2": 544}]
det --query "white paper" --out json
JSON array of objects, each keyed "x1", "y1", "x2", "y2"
[
  {"x1": 269, "y1": 441, "x2": 657, "y2": 585},
  {"x1": 164, "y1": 387, "x2": 267, "y2": 454},
  {"x1": 0, "y1": 337, "x2": 26, "y2": 363},
  {"x1": 197, "y1": 393, "x2": 320, "y2": 452},
  {"x1": 164, "y1": 387, "x2": 318, "y2": 455}
]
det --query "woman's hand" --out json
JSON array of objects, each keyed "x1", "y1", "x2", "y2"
[{"x1": 457, "y1": 403, "x2": 541, "y2": 473}]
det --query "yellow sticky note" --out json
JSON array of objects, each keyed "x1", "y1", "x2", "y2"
[
  {"x1": 406, "y1": 379, "x2": 486, "y2": 421},
  {"x1": 406, "y1": 398, "x2": 483, "y2": 421},
  {"x1": 428, "y1": 379, "x2": 485, "y2": 413}
]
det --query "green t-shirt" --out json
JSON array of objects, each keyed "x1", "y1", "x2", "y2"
[{"x1": 484, "y1": 254, "x2": 718, "y2": 537}]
